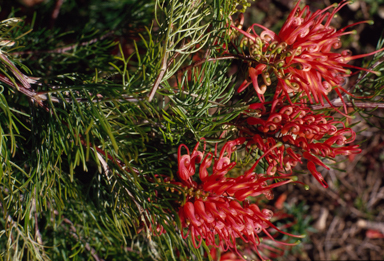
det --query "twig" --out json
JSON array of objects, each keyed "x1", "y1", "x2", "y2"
[
  {"x1": 311, "y1": 100, "x2": 384, "y2": 110},
  {"x1": 357, "y1": 219, "x2": 384, "y2": 234},
  {"x1": 148, "y1": 1, "x2": 176, "y2": 103},
  {"x1": 314, "y1": 207, "x2": 329, "y2": 231},
  {"x1": 368, "y1": 187, "x2": 384, "y2": 209},
  {"x1": 325, "y1": 216, "x2": 340, "y2": 259},
  {"x1": 0, "y1": 52, "x2": 37, "y2": 89},
  {"x1": 148, "y1": 52, "x2": 168, "y2": 102},
  {"x1": 166, "y1": 39, "x2": 185, "y2": 68},
  {"x1": 0, "y1": 73, "x2": 47, "y2": 107},
  {"x1": 367, "y1": 181, "x2": 383, "y2": 209}
]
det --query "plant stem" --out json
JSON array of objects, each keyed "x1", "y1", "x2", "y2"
[{"x1": 311, "y1": 100, "x2": 384, "y2": 110}]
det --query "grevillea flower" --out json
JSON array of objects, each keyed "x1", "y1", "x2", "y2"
[
  {"x1": 175, "y1": 139, "x2": 303, "y2": 260},
  {"x1": 208, "y1": 210, "x2": 297, "y2": 260},
  {"x1": 244, "y1": 99, "x2": 361, "y2": 187},
  {"x1": 233, "y1": 0, "x2": 383, "y2": 109}
]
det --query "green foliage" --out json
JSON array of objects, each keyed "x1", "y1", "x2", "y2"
[
  {"x1": 0, "y1": 0, "x2": 245, "y2": 260},
  {"x1": 0, "y1": 0, "x2": 383, "y2": 260}
]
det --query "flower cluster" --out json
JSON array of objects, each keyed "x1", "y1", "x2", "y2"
[
  {"x1": 175, "y1": 139, "x2": 302, "y2": 259},
  {"x1": 151, "y1": 1, "x2": 377, "y2": 260},
  {"x1": 234, "y1": 0, "x2": 382, "y2": 108},
  {"x1": 244, "y1": 99, "x2": 361, "y2": 187}
]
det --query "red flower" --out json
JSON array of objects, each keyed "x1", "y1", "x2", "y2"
[
  {"x1": 244, "y1": 99, "x2": 361, "y2": 187},
  {"x1": 178, "y1": 142, "x2": 205, "y2": 182},
  {"x1": 179, "y1": 196, "x2": 301, "y2": 259},
  {"x1": 233, "y1": 0, "x2": 383, "y2": 109},
  {"x1": 175, "y1": 139, "x2": 303, "y2": 260}
]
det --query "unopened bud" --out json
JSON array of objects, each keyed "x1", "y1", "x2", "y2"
[{"x1": 275, "y1": 142, "x2": 283, "y2": 148}]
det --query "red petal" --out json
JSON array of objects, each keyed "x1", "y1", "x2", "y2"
[
  {"x1": 307, "y1": 161, "x2": 328, "y2": 188},
  {"x1": 194, "y1": 200, "x2": 214, "y2": 223},
  {"x1": 184, "y1": 202, "x2": 202, "y2": 227}
]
